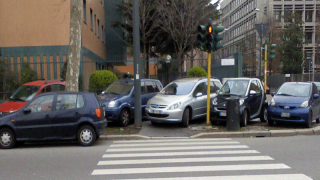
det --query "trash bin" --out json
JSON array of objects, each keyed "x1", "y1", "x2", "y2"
[{"x1": 226, "y1": 97, "x2": 240, "y2": 131}]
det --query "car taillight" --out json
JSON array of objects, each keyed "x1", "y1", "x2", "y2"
[{"x1": 95, "y1": 108, "x2": 102, "y2": 118}]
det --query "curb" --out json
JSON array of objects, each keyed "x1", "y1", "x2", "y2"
[{"x1": 100, "y1": 126, "x2": 320, "y2": 140}]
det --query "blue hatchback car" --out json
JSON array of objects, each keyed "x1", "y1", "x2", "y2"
[
  {"x1": 268, "y1": 82, "x2": 320, "y2": 128},
  {"x1": 99, "y1": 79, "x2": 163, "y2": 126}
]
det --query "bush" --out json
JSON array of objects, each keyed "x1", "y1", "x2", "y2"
[
  {"x1": 21, "y1": 61, "x2": 37, "y2": 85},
  {"x1": 89, "y1": 70, "x2": 118, "y2": 93},
  {"x1": 187, "y1": 66, "x2": 207, "y2": 77}
]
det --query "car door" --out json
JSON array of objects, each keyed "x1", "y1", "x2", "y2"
[
  {"x1": 51, "y1": 94, "x2": 85, "y2": 138},
  {"x1": 14, "y1": 94, "x2": 55, "y2": 140},
  {"x1": 311, "y1": 84, "x2": 320, "y2": 119},
  {"x1": 192, "y1": 82, "x2": 207, "y2": 118},
  {"x1": 140, "y1": 82, "x2": 148, "y2": 110},
  {"x1": 248, "y1": 80, "x2": 262, "y2": 117}
]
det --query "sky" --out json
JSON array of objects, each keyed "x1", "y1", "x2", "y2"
[{"x1": 211, "y1": 0, "x2": 221, "y2": 9}]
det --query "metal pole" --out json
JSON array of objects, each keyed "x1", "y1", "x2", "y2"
[
  {"x1": 206, "y1": 52, "x2": 211, "y2": 128},
  {"x1": 264, "y1": 41, "x2": 268, "y2": 92},
  {"x1": 133, "y1": 0, "x2": 142, "y2": 128}
]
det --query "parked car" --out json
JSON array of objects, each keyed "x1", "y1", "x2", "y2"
[
  {"x1": 311, "y1": 81, "x2": 320, "y2": 93},
  {"x1": 211, "y1": 78, "x2": 268, "y2": 127},
  {"x1": 0, "y1": 91, "x2": 107, "y2": 149},
  {"x1": 99, "y1": 79, "x2": 163, "y2": 127},
  {"x1": 267, "y1": 82, "x2": 320, "y2": 128},
  {"x1": 0, "y1": 79, "x2": 65, "y2": 115},
  {"x1": 146, "y1": 77, "x2": 222, "y2": 127}
]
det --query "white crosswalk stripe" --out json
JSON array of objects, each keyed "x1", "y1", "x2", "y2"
[{"x1": 91, "y1": 138, "x2": 313, "y2": 180}]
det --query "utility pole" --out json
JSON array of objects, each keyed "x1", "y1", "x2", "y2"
[{"x1": 66, "y1": 0, "x2": 82, "y2": 92}]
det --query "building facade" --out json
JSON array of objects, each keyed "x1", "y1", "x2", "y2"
[{"x1": 219, "y1": 0, "x2": 320, "y2": 76}]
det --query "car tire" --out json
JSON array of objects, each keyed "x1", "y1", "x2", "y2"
[
  {"x1": 305, "y1": 111, "x2": 312, "y2": 128},
  {"x1": 181, "y1": 108, "x2": 190, "y2": 128},
  {"x1": 77, "y1": 125, "x2": 96, "y2": 146},
  {"x1": 151, "y1": 121, "x2": 158, "y2": 126},
  {"x1": 316, "y1": 118, "x2": 320, "y2": 123},
  {"x1": 119, "y1": 108, "x2": 130, "y2": 127},
  {"x1": 240, "y1": 110, "x2": 248, "y2": 127},
  {"x1": 0, "y1": 128, "x2": 16, "y2": 149},
  {"x1": 259, "y1": 106, "x2": 267, "y2": 122},
  {"x1": 268, "y1": 119, "x2": 274, "y2": 126}
]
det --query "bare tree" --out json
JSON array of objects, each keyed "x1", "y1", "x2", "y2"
[
  {"x1": 65, "y1": 0, "x2": 82, "y2": 92},
  {"x1": 156, "y1": 0, "x2": 219, "y2": 75}
]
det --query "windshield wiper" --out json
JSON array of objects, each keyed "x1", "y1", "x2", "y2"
[
  {"x1": 10, "y1": 97, "x2": 25, "y2": 102},
  {"x1": 277, "y1": 93, "x2": 292, "y2": 96},
  {"x1": 109, "y1": 92, "x2": 120, "y2": 95}
]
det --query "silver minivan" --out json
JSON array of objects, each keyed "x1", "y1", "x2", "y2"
[{"x1": 145, "y1": 77, "x2": 222, "y2": 127}]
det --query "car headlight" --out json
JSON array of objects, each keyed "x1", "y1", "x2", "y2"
[
  {"x1": 108, "y1": 101, "x2": 117, "y2": 108},
  {"x1": 270, "y1": 99, "x2": 276, "y2": 106},
  {"x1": 168, "y1": 102, "x2": 181, "y2": 110},
  {"x1": 300, "y1": 101, "x2": 309, "y2": 108},
  {"x1": 239, "y1": 98, "x2": 244, "y2": 105},
  {"x1": 212, "y1": 98, "x2": 217, "y2": 105}
]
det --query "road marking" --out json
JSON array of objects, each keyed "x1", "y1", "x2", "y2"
[
  {"x1": 106, "y1": 145, "x2": 249, "y2": 152},
  {"x1": 91, "y1": 163, "x2": 290, "y2": 175},
  {"x1": 112, "y1": 138, "x2": 233, "y2": 143},
  {"x1": 103, "y1": 150, "x2": 260, "y2": 158},
  {"x1": 110, "y1": 141, "x2": 240, "y2": 147},
  {"x1": 116, "y1": 174, "x2": 313, "y2": 180},
  {"x1": 98, "y1": 156, "x2": 273, "y2": 165}
]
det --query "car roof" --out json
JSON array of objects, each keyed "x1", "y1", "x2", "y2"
[
  {"x1": 226, "y1": 77, "x2": 259, "y2": 81},
  {"x1": 23, "y1": 79, "x2": 65, "y2": 86},
  {"x1": 174, "y1": 77, "x2": 219, "y2": 83},
  {"x1": 115, "y1": 78, "x2": 160, "y2": 83},
  {"x1": 38, "y1": 91, "x2": 93, "y2": 96},
  {"x1": 283, "y1": 82, "x2": 312, "y2": 85}
]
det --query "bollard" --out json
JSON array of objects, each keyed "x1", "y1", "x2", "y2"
[{"x1": 226, "y1": 97, "x2": 240, "y2": 131}]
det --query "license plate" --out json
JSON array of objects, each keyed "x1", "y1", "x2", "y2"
[
  {"x1": 220, "y1": 111, "x2": 226, "y2": 117},
  {"x1": 281, "y1": 112, "x2": 290, "y2": 117},
  {"x1": 153, "y1": 110, "x2": 162, "y2": 114}
]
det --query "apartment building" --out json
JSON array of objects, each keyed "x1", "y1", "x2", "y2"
[{"x1": 219, "y1": 0, "x2": 320, "y2": 76}]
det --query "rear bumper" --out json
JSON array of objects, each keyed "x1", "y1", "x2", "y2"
[{"x1": 93, "y1": 119, "x2": 108, "y2": 136}]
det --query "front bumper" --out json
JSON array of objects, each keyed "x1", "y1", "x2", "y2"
[
  {"x1": 211, "y1": 106, "x2": 245, "y2": 122},
  {"x1": 104, "y1": 107, "x2": 121, "y2": 121},
  {"x1": 145, "y1": 107, "x2": 183, "y2": 123},
  {"x1": 268, "y1": 106, "x2": 309, "y2": 123}
]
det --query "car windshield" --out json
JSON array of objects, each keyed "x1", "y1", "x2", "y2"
[
  {"x1": 104, "y1": 82, "x2": 134, "y2": 96},
  {"x1": 160, "y1": 81, "x2": 196, "y2": 95},
  {"x1": 277, "y1": 84, "x2": 310, "y2": 97},
  {"x1": 10, "y1": 86, "x2": 40, "y2": 102},
  {"x1": 219, "y1": 80, "x2": 249, "y2": 96}
]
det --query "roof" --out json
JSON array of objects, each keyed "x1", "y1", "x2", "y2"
[
  {"x1": 226, "y1": 77, "x2": 259, "y2": 81},
  {"x1": 23, "y1": 79, "x2": 65, "y2": 86},
  {"x1": 174, "y1": 77, "x2": 219, "y2": 83},
  {"x1": 284, "y1": 82, "x2": 312, "y2": 85},
  {"x1": 115, "y1": 78, "x2": 160, "y2": 83}
]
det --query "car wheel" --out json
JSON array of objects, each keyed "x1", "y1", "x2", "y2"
[
  {"x1": 181, "y1": 108, "x2": 190, "y2": 128},
  {"x1": 0, "y1": 128, "x2": 16, "y2": 149},
  {"x1": 240, "y1": 110, "x2": 248, "y2": 127},
  {"x1": 259, "y1": 106, "x2": 267, "y2": 122},
  {"x1": 151, "y1": 121, "x2": 158, "y2": 126},
  {"x1": 268, "y1": 119, "x2": 274, "y2": 126},
  {"x1": 305, "y1": 111, "x2": 312, "y2": 128},
  {"x1": 77, "y1": 125, "x2": 96, "y2": 146},
  {"x1": 316, "y1": 118, "x2": 320, "y2": 123},
  {"x1": 119, "y1": 108, "x2": 130, "y2": 127}
]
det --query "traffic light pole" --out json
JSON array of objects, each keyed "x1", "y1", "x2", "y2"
[
  {"x1": 206, "y1": 52, "x2": 211, "y2": 128},
  {"x1": 264, "y1": 42, "x2": 268, "y2": 92}
]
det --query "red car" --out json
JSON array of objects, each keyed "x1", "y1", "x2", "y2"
[{"x1": 0, "y1": 80, "x2": 65, "y2": 115}]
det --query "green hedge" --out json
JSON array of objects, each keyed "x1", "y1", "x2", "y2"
[
  {"x1": 187, "y1": 66, "x2": 207, "y2": 77},
  {"x1": 89, "y1": 70, "x2": 118, "y2": 93}
]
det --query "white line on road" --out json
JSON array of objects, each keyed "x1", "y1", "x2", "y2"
[
  {"x1": 106, "y1": 145, "x2": 249, "y2": 152},
  {"x1": 91, "y1": 163, "x2": 290, "y2": 175},
  {"x1": 97, "y1": 156, "x2": 274, "y2": 165},
  {"x1": 103, "y1": 150, "x2": 260, "y2": 158},
  {"x1": 112, "y1": 138, "x2": 233, "y2": 143},
  {"x1": 116, "y1": 174, "x2": 313, "y2": 180},
  {"x1": 110, "y1": 141, "x2": 240, "y2": 147}
]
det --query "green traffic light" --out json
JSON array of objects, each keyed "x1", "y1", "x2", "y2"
[{"x1": 268, "y1": 43, "x2": 276, "y2": 59}]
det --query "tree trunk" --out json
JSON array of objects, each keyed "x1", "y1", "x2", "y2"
[
  {"x1": 146, "y1": 43, "x2": 149, "y2": 78},
  {"x1": 66, "y1": 0, "x2": 82, "y2": 92}
]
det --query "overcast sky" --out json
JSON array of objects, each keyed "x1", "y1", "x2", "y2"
[{"x1": 211, "y1": 0, "x2": 220, "y2": 9}]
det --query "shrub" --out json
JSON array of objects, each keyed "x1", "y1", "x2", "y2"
[
  {"x1": 21, "y1": 61, "x2": 37, "y2": 85},
  {"x1": 187, "y1": 66, "x2": 207, "y2": 77},
  {"x1": 89, "y1": 70, "x2": 118, "y2": 93}
]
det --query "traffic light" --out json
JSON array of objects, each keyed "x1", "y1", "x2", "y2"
[
  {"x1": 268, "y1": 43, "x2": 276, "y2": 60},
  {"x1": 197, "y1": 25, "x2": 209, "y2": 51},
  {"x1": 197, "y1": 24, "x2": 224, "y2": 52},
  {"x1": 211, "y1": 25, "x2": 224, "y2": 52}
]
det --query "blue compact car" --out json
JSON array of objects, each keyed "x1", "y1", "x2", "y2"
[
  {"x1": 99, "y1": 79, "x2": 163, "y2": 127},
  {"x1": 268, "y1": 82, "x2": 320, "y2": 128}
]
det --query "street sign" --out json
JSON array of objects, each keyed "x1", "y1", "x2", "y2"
[
  {"x1": 221, "y1": 59, "x2": 235, "y2": 66},
  {"x1": 255, "y1": 24, "x2": 269, "y2": 38}
]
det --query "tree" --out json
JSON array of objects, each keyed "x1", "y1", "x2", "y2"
[
  {"x1": 0, "y1": 59, "x2": 19, "y2": 100},
  {"x1": 66, "y1": 0, "x2": 82, "y2": 92},
  {"x1": 21, "y1": 61, "x2": 37, "y2": 85},
  {"x1": 61, "y1": 60, "x2": 83, "y2": 90},
  {"x1": 278, "y1": 10, "x2": 305, "y2": 74},
  {"x1": 155, "y1": 0, "x2": 220, "y2": 75}
]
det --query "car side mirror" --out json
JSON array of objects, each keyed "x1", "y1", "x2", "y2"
[
  {"x1": 314, "y1": 94, "x2": 319, "y2": 99},
  {"x1": 195, "y1": 92, "x2": 203, "y2": 97},
  {"x1": 271, "y1": 92, "x2": 275, "y2": 97},
  {"x1": 23, "y1": 108, "x2": 31, "y2": 114},
  {"x1": 101, "y1": 91, "x2": 106, "y2": 95},
  {"x1": 249, "y1": 90, "x2": 257, "y2": 96}
]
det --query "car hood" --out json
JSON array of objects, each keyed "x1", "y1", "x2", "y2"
[
  {"x1": 148, "y1": 94, "x2": 188, "y2": 105},
  {"x1": 216, "y1": 94, "x2": 245, "y2": 105},
  {"x1": 99, "y1": 94, "x2": 124, "y2": 103},
  {"x1": 0, "y1": 101, "x2": 27, "y2": 113},
  {"x1": 273, "y1": 96, "x2": 309, "y2": 105}
]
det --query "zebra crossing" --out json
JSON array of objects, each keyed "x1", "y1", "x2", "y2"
[{"x1": 91, "y1": 138, "x2": 313, "y2": 180}]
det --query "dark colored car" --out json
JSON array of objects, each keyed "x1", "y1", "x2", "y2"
[
  {"x1": 99, "y1": 79, "x2": 163, "y2": 126},
  {"x1": 0, "y1": 79, "x2": 65, "y2": 115},
  {"x1": 311, "y1": 81, "x2": 320, "y2": 93},
  {"x1": 211, "y1": 78, "x2": 268, "y2": 127},
  {"x1": 268, "y1": 82, "x2": 320, "y2": 128},
  {"x1": 0, "y1": 92, "x2": 107, "y2": 149}
]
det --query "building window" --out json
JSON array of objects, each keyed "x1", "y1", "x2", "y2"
[
  {"x1": 306, "y1": 32, "x2": 313, "y2": 44},
  {"x1": 97, "y1": 19, "x2": 100, "y2": 38},
  {"x1": 296, "y1": 10, "x2": 303, "y2": 21},
  {"x1": 305, "y1": 10, "x2": 313, "y2": 22},
  {"x1": 83, "y1": 0, "x2": 87, "y2": 24},
  {"x1": 90, "y1": 8, "x2": 93, "y2": 30},
  {"x1": 94, "y1": 15, "x2": 97, "y2": 34},
  {"x1": 274, "y1": 11, "x2": 281, "y2": 22}
]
